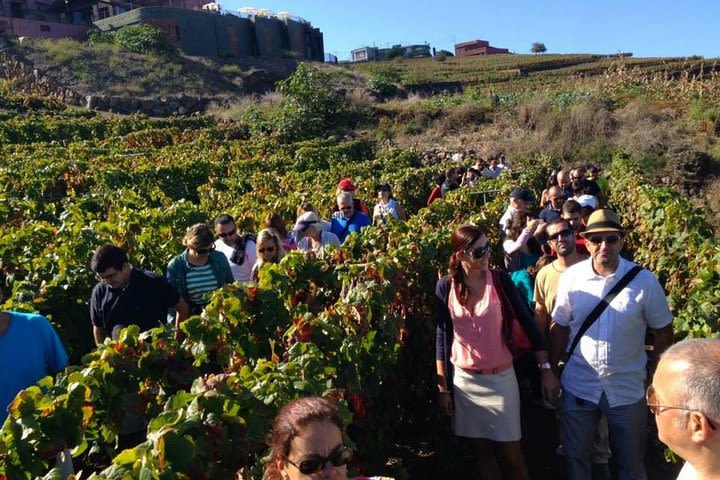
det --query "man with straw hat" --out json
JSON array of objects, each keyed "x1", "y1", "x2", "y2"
[{"x1": 550, "y1": 209, "x2": 674, "y2": 480}]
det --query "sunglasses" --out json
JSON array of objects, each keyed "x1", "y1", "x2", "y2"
[
  {"x1": 194, "y1": 246, "x2": 215, "y2": 255},
  {"x1": 258, "y1": 246, "x2": 276, "y2": 253},
  {"x1": 464, "y1": 245, "x2": 491, "y2": 259},
  {"x1": 218, "y1": 228, "x2": 236, "y2": 238},
  {"x1": 548, "y1": 228, "x2": 573, "y2": 242},
  {"x1": 586, "y1": 234, "x2": 622, "y2": 245},
  {"x1": 646, "y1": 384, "x2": 717, "y2": 430},
  {"x1": 95, "y1": 270, "x2": 120, "y2": 281},
  {"x1": 286, "y1": 444, "x2": 353, "y2": 475},
  {"x1": 340, "y1": 206, "x2": 353, "y2": 211}
]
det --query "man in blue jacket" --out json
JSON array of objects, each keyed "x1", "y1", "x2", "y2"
[{"x1": 331, "y1": 192, "x2": 371, "y2": 243}]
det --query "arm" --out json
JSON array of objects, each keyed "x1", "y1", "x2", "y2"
[
  {"x1": 434, "y1": 277, "x2": 453, "y2": 415},
  {"x1": 173, "y1": 297, "x2": 189, "y2": 331},
  {"x1": 548, "y1": 322, "x2": 570, "y2": 374},
  {"x1": 396, "y1": 203, "x2": 406, "y2": 221},
  {"x1": 534, "y1": 303, "x2": 551, "y2": 342},
  {"x1": 93, "y1": 326, "x2": 108, "y2": 346},
  {"x1": 503, "y1": 229, "x2": 532, "y2": 254}
]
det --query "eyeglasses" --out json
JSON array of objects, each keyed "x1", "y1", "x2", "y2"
[
  {"x1": 571, "y1": 176, "x2": 583, "y2": 181},
  {"x1": 646, "y1": 385, "x2": 717, "y2": 430},
  {"x1": 95, "y1": 270, "x2": 120, "y2": 281},
  {"x1": 340, "y1": 206, "x2": 353, "y2": 211},
  {"x1": 548, "y1": 229, "x2": 573, "y2": 242},
  {"x1": 464, "y1": 245, "x2": 491, "y2": 259},
  {"x1": 550, "y1": 196, "x2": 565, "y2": 202},
  {"x1": 218, "y1": 228, "x2": 236, "y2": 238},
  {"x1": 286, "y1": 444, "x2": 353, "y2": 475},
  {"x1": 258, "y1": 246, "x2": 276, "y2": 253},
  {"x1": 586, "y1": 234, "x2": 622, "y2": 245},
  {"x1": 194, "y1": 245, "x2": 215, "y2": 255}
]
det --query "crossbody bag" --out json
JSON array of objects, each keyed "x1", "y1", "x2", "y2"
[{"x1": 561, "y1": 265, "x2": 643, "y2": 377}]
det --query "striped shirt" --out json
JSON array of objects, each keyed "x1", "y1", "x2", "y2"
[{"x1": 185, "y1": 264, "x2": 219, "y2": 309}]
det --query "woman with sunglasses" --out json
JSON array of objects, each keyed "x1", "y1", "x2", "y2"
[
  {"x1": 166, "y1": 223, "x2": 234, "y2": 317},
  {"x1": 251, "y1": 228, "x2": 285, "y2": 282},
  {"x1": 435, "y1": 224, "x2": 558, "y2": 480},
  {"x1": 373, "y1": 183, "x2": 406, "y2": 225},
  {"x1": 266, "y1": 396, "x2": 388, "y2": 480}
]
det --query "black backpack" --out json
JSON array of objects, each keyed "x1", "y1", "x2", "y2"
[{"x1": 230, "y1": 234, "x2": 255, "y2": 265}]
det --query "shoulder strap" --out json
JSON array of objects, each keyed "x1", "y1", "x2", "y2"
[{"x1": 564, "y1": 265, "x2": 643, "y2": 365}]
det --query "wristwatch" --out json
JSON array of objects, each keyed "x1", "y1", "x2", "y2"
[{"x1": 538, "y1": 362, "x2": 552, "y2": 370}]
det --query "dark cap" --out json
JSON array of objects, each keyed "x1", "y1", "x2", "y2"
[{"x1": 509, "y1": 188, "x2": 534, "y2": 203}]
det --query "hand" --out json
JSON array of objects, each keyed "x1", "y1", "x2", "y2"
[
  {"x1": 527, "y1": 218, "x2": 542, "y2": 232},
  {"x1": 438, "y1": 391, "x2": 453, "y2": 416},
  {"x1": 540, "y1": 369, "x2": 561, "y2": 402}
]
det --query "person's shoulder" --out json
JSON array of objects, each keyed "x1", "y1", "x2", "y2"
[
  {"x1": 563, "y1": 258, "x2": 591, "y2": 279},
  {"x1": 10, "y1": 311, "x2": 54, "y2": 333},
  {"x1": 134, "y1": 268, "x2": 169, "y2": 285}
]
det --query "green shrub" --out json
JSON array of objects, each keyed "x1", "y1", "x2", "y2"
[
  {"x1": 38, "y1": 38, "x2": 83, "y2": 64},
  {"x1": 112, "y1": 25, "x2": 176, "y2": 56},
  {"x1": 367, "y1": 73, "x2": 398, "y2": 98},
  {"x1": 87, "y1": 29, "x2": 115, "y2": 46}
]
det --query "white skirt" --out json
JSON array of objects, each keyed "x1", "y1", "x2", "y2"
[{"x1": 452, "y1": 365, "x2": 521, "y2": 441}]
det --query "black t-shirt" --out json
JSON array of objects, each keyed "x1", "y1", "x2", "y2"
[
  {"x1": 539, "y1": 205, "x2": 561, "y2": 222},
  {"x1": 90, "y1": 268, "x2": 180, "y2": 333}
]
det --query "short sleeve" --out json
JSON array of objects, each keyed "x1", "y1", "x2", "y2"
[
  {"x1": 89, "y1": 285, "x2": 104, "y2": 327},
  {"x1": 552, "y1": 269, "x2": 573, "y2": 327},
  {"x1": 245, "y1": 240, "x2": 257, "y2": 266},
  {"x1": 40, "y1": 317, "x2": 68, "y2": 374},
  {"x1": 641, "y1": 271, "x2": 673, "y2": 329},
  {"x1": 533, "y1": 269, "x2": 546, "y2": 309}
]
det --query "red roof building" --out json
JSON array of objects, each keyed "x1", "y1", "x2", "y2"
[{"x1": 455, "y1": 39, "x2": 509, "y2": 57}]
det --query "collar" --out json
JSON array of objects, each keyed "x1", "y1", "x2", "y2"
[{"x1": 583, "y1": 256, "x2": 631, "y2": 279}]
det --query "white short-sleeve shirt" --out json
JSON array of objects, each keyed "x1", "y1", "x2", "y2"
[
  {"x1": 214, "y1": 238, "x2": 256, "y2": 283},
  {"x1": 552, "y1": 257, "x2": 673, "y2": 407}
]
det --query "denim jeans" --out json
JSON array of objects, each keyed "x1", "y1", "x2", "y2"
[{"x1": 562, "y1": 390, "x2": 647, "y2": 480}]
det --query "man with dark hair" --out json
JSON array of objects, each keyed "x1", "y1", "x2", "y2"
[
  {"x1": 535, "y1": 218, "x2": 611, "y2": 479},
  {"x1": 90, "y1": 244, "x2": 188, "y2": 345},
  {"x1": 213, "y1": 214, "x2": 256, "y2": 283},
  {"x1": 571, "y1": 166, "x2": 601, "y2": 199},
  {"x1": 649, "y1": 339, "x2": 720, "y2": 480},
  {"x1": 440, "y1": 168, "x2": 460, "y2": 197},
  {"x1": 0, "y1": 282, "x2": 67, "y2": 424},
  {"x1": 550, "y1": 209, "x2": 674, "y2": 480},
  {"x1": 427, "y1": 172, "x2": 446, "y2": 205},
  {"x1": 562, "y1": 199, "x2": 589, "y2": 255}
]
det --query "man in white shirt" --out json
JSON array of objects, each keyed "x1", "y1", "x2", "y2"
[
  {"x1": 213, "y1": 214, "x2": 256, "y2": 283},
  {"x1": 550, "y1": 209, "x2": 674, "y2": 480},
  {"x1": 648, "y1": 339, "x2": 720, "y2": 480}
]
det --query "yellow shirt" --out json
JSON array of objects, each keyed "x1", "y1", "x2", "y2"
[{"x1": 534, "y1": 261, "x2": 564, "y2": 318}]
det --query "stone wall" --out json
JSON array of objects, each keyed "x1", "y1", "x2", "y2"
[{"x1": 0, "y1": 49, "x2": 213, "y2": 116}]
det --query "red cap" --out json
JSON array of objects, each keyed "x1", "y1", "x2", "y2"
[{"x1": 337, "y1": 178, "x2": 356, "y2": 191}]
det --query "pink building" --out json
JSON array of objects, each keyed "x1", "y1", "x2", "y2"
[
  {"x1": 0, "y1": 0, "x2": 206, "y2": 40},
  {"x1": 455, "y1": 39, "x2": 510, "y2": 57}
]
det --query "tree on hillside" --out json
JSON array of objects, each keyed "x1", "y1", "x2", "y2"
[{"x1": 531, "y1": 42, "x2": 547, "y2": 54}]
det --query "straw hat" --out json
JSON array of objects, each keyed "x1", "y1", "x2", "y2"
[{"x1": 580, "y1": 209, "x2": 625, "y2": 237}]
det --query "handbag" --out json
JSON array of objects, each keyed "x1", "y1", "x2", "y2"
[
  {"x1": 561, "y1": 265, "x2": 643, "y2": 376},
  {"x1": 491, "y1": 270, "x2": 534, "y2": 359}
]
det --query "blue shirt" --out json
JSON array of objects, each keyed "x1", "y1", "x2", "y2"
[
  {"x1": 330, "y1": 211, "x2": 371, "y2": 243},
  {"x1": 0, "y1": 311, "x2": 68, "y2": 423}
]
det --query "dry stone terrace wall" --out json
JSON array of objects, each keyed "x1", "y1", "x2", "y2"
[{"x1": 0, "y1": 49, "x2": 218, "y2": 116}]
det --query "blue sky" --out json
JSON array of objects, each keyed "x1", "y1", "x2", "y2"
[{"x1": 223, "y1": 0, "x2": 720, "y2": 61}]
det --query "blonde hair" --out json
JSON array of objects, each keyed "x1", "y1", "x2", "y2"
[
  {"x1": 255, "y1": 228, "x2": 284, "y2": 265},
  {"x1": 182, "y1": 223, "x2": 214, "y2": 249}
]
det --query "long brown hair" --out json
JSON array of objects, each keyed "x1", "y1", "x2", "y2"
[
  {"x1": 265, "y1": 396, "x2": 344, "y2": 480},
  {"x1": 449, "y1": 224, "x2": 487, "y2": 306}
]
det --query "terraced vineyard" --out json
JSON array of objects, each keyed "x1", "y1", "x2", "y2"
[
  {"x1": 348, "y1": 53, "x2": 719, "y2": 94},
  {"x1": 0, "y1": 62, "x2": 718, "y2": 479}
]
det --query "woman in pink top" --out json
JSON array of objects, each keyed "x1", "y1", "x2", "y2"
[{"x1": 435, "y1": 224, "x2": 559, "y2": 480}]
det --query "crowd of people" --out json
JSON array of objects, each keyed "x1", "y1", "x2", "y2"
[{"x1": 1, "y1": 159, "x2": 719, "y2": 480}]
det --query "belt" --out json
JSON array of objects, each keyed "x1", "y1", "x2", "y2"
[{"x1": 460, "y1": 362, "x2": 513, "y2": 375}]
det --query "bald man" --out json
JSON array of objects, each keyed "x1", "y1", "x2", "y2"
[{"x1": 649, "y1": 339, "x2": 720, "y2": 480}]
